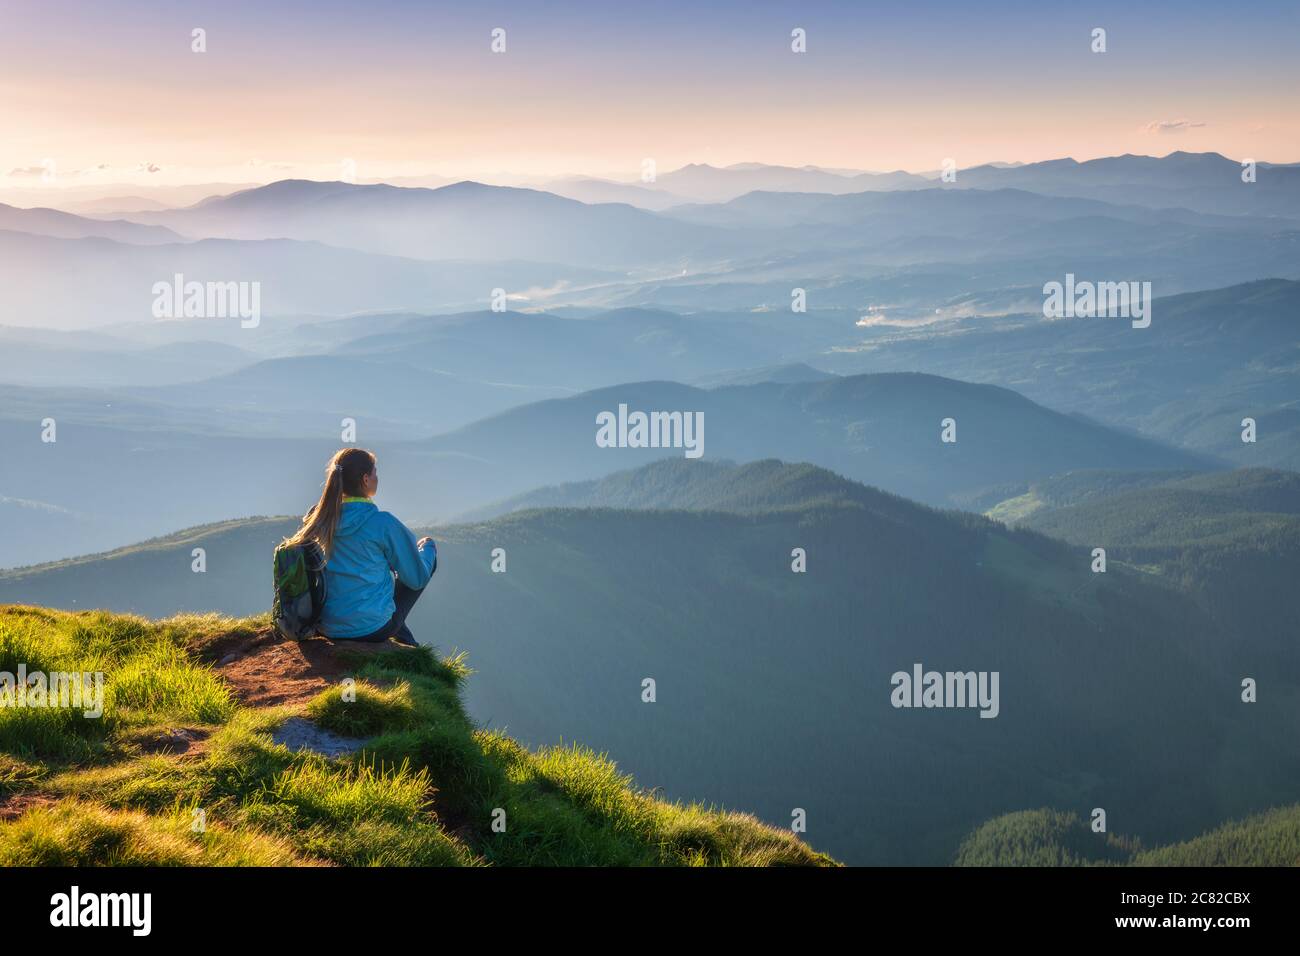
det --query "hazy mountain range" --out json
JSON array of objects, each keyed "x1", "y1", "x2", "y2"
[
  {"x1": 4, "y1": 274, "x2": 1295, "y2": 567},
  {"x1": 4, "y1": 152, "x2": 1299, "y2": 328},
  {"x1": 0, "y1": 204, "x2": 183, "y2": 244},
  {"x1": 124, "y1": 179, "x2": 741, "y2": 268},
  {"x1": 9, "y1": 152, "x2": 1294, "y2": 217},
  {"x1": 826, "y1": 278, "x2": 1300, "y2": 471},
  {"x1": 0, "y1": 369, "x2": 1215, "y2": 568}
]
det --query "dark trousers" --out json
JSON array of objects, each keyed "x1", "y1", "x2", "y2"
[{"x1": 350, "y1": 576, "x2": 425, "y2": 643}]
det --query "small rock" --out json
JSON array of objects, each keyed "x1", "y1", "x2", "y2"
[
  {"x1": 218, "y1": 653, "x2": 239, "y2": 666},
  {"x1": 271, "y1": 717, "x2": 368, "y2": 758}
]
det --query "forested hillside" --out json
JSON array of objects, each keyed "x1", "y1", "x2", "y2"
[
  {"x1": 957, "y1": 805, "x2": 1300, "y2": 866},
  {"x1": 1017, "y1": 468, "x2": 1300, "y2": 668}
]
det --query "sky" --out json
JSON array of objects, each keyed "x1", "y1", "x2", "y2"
[{"x1": 2, "y1": 0, "x2": 1298, "y2": 190}]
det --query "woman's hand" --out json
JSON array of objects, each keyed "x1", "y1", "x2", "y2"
[{"x1": 418, "y1": 536, "x2": 436, "y2": 549}]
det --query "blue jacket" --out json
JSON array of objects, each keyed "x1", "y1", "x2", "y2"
[{"x1": 318, "y1": 498, "x2": 436, "y2": 639}]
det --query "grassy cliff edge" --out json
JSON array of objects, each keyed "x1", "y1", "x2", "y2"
[{"x1": 0, "y1": 605, "x2": 835, "y2": 867}]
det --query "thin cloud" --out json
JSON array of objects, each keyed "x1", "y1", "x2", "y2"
[
  {"x1": 1143, "y1": 119, "x2": 1207, "y2": 134},
  {"x1": 8, "y1": 163, "x2": 111, "y2": 179}
]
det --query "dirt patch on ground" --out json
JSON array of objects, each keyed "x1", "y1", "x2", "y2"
[
  {"x1": 188, "y1": 624, "x2": 277, "y2": 666},
  {"x1": 135, "y1": 727, "x2": 212, "y2": 758},
  {"x1": 0, "y1": 793, "x2": 57, "y2": 822},
  {"x1": 214, "y1": 631, "x2": 403, "y2": 708}
]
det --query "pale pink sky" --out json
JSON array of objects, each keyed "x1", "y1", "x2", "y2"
[{"x1": 1, "y1": 0, "x2": 1296, "y2": 188}]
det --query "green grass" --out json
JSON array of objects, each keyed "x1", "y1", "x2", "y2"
[
  {"x1": 240, "y1": 756, "x2": 474, "y2": 867},
  {"x1": 984, "y1": 490, "x2": 1046, "y2": 525},
  {"x1": 0, "y1": 604, "x2": 834, "y2": 867},
  {"x1": 108, "y1": 645, "x2": 235, "y2": 723},
  {"x1": 0, "y1": 607, "x2": 236, "y2": 760},
  {"x1": 307, "y1": 680, "x2": 423, "y2": 737},
  {"x1": 0, "y1": 800, "x2": 309, "y2": 866}
]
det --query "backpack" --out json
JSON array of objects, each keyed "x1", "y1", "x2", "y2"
[{"x1": 272, "y1": 540, "x2": 327, "y2": 640}]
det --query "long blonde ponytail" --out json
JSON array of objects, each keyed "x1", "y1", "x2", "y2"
[{"x1": 286, "y1": 448, "x2": 376, "y2": 557}]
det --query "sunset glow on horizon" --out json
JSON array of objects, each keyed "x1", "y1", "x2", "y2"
[{"x1": 2, "y1": 0, "x2": 1298, "y2": 191}]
